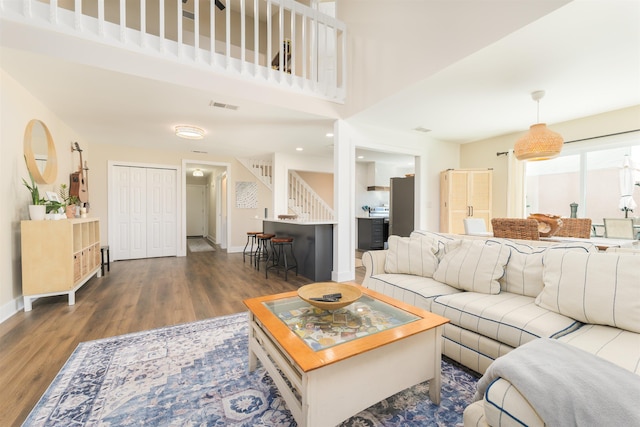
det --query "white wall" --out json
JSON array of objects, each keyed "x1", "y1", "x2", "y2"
[
  {"x1": 461, "y1": 105, "x2": 640, "y2": 218},
  {"x1": 0, "y1": 70, "x2": 87, "y2": 320},
  {"x1": 337, "y1": 0, "x2": 570, "y2": 117},
  {"x1": 345, "y1": 120, "x2": 459, "y2": 232}
]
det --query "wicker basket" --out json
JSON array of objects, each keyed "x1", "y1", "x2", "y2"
[
  {"x1": 528, "y1": 213, "x2": 563, "y2": 237},
  {"x1": 491, "y1": 218, "x2": 540, "y2": 240},
  {"x1": 553, "y1": 218, "x2": 592, "y2": 238}
]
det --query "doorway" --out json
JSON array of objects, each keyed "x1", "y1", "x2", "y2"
[
  {"x1": 182, "y1": 160, "x2": 231, "y2": 252},
  {"x1": 186, "y1": 185, "x2": 206, "y2": 237}
]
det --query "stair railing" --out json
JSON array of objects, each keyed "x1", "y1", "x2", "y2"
[
  {"x1": 1, "y1": 0, "x2": 346, "y2": 102},
  {"x1": 288, "y1": 170, "x2": 334, "y2": 222}
]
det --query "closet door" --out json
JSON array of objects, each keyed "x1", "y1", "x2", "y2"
[
  {"x1": 112, "y1": 166, "x2": 147, "y2": 260},
  {"x1": 147, "y1": 168, "x2": 177, "y2": 257},
  {"x1": 129, "y1": 167, "x2": 148, "y2": 259},
  {"x1": 111, "y1": 165, "x2": 177, "y2": 260}
]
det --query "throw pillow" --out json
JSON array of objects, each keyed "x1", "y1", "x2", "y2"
[
  {"x1": 536, "y1": 251, "x2": 640, "y2": 334},
  {"x1": 384, "y1": 235, "x2": 439, "y2": 278},
  {"x1": 410, "y1": 230, "x2": 461, "y2": 260},
  {"x1": 432, "y1": 239, "x2": 510, "y2": 294},
  {"x1": 499, "y1": 241, "x2": 598, "y2": 297}
]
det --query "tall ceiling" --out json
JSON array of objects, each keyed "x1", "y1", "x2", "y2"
[{"x1": 1, "y1": 0, "x2": 639, "y2": 166}]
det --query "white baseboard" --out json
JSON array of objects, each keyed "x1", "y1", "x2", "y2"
[
  {"x1": 0, "y1": 296, "x2": 24, "y2": 324},
  {"x1": 332, "y1": 269, "x2": 355, "y2": 283}
]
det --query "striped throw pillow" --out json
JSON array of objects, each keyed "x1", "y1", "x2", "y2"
[
  {"x1": 432, "y1": 239, "x2": 510, "y2": 294},
  {"x1": 536, "y1": 251, "x2": 640, "y2": 333},
  {"x1": 384, "y1": 235, "x2": 439, "y2": 278}
]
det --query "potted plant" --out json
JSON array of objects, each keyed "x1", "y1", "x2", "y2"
[
  {"x1": 22, "y1": 170, "x2": 46, "y2": 220},
  {"x1": 58, "y1": 184, "x2": 80, "y2": 218}
]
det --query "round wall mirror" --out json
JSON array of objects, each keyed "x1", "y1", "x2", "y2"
[{"x1": 24, "y1": 119, "x2": 58, "y2": 184}]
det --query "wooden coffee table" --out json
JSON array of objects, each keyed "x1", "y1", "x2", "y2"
[{"x1": 243, "y1": 283, "x2": 449, "y2": 427}]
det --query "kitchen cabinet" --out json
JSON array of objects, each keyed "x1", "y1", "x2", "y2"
[
  {"x1": 358, "y1": 217, "x2": 388, "y2": 250},
  {"x1": 440, "y1": 169, "x2": 492, "y2": 234}
]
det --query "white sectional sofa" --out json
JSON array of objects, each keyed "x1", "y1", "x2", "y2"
[{"x1": 361, "y1": 231, "x2": 640, "y2": 426}]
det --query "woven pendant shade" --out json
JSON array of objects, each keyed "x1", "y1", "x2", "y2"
[{"x1": 514, "y1": 123, "x2": 563, "y2": 161}]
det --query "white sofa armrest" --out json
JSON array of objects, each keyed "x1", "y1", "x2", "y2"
[{"x1": 361, "y1": 250, "x2": 387, "y2": 283}]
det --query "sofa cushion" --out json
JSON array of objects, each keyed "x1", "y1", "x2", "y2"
[
  {"x1": 431, "y1": 292, "x2": 581, "y2": 349},
  {"x1": 433, "y1": 240, "x2": 510, "y2": 294},
  {"x1": 442, "y1": 323, "x2": 513, "y2": 374},
  {"x1": 499, "y1": 241, "x2": 598, "y2": 297},
  {"x1": 536, "y1": 251, "x2": 640, "y2": 333},
  {"x1": 558, "y1": 324, "x2": 640, "y2": 374},
  {"x1": 410, "y1": 230, "x2": 462, "y2": 260},
  {"x1": 483, "y1": 378, "x2": 545, "y2": 427},
  {"x1": 384, "y1": 235, "x2": 439, "y2": 278},
  {"x1": 364, "y1": 273, "x2": 460, "y2": 312}
]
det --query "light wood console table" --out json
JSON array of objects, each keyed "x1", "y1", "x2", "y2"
[{"x1": 21, "y1": 217, "x2": 101, "y2": 311}]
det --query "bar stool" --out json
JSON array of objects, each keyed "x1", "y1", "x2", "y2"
[
  {"x1": 100, "y1": 245, "x2": 110, "y2": 275},
  {"x1": 243, "y1": 231, "x2": 261, "y2": 263},
  {"x1": 266, "y1": 236, "x2": 298, "y2": 280},
  {"x1": 254, "y1": 233, "x2": 275, "y2": 270}
]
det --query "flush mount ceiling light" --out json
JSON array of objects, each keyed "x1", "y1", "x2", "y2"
[
  {"x1": 175, "y1": 125, "x2": 205, "y2": 140},
  {"x1": 193, "y1": 169, "x2": 204, "y2": 177},
  {"x1": 514, "y1": 90, "x2": 563, "y2": 161}
]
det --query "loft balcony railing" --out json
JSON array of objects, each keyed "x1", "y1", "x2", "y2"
[{"x1": 1, "y1": 0, "x2": 346, "y2": 102}]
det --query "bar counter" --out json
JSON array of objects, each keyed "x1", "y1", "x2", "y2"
[{"x1": 262, "y1": 219, "x2": 335, "y2": 281}]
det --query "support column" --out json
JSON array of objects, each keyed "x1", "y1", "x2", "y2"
[{"x1": 332, "y1": 120, "x2": 355, "y2": 282}]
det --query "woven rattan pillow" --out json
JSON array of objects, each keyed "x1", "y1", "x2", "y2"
[{"x1": 433, "y1": 239, "x2": 510, "y2": 294}]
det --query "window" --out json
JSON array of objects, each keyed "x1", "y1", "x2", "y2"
[{"x1": 525, "y1": 132, "x2": 640, "y2": 225}]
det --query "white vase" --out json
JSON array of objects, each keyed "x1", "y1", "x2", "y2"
[{"x1": 28, "y1": 205, "x2": 46, "y2": 221}]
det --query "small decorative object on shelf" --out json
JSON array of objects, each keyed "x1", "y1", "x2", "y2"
[
  {"x1": 58, "y1": 184, "x2": 80, "y2": 218},
  {"x1": 570, "y1": 202, "x2": 578, "y2": 218}
]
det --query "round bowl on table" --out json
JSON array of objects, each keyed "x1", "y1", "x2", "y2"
[{"x1": 297, "y1": 282, "x2": 362, "y2": 311}]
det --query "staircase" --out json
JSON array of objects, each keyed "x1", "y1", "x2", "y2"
[
  {"x1": 238, "y1": 158, "x2": 273, "y2": 190},
  {"x1": 288, "y1": 170, "x2": 335, "y2": 222},
  {"x1": 238, "y1": 158, "x2": 334, "y2": 222}
]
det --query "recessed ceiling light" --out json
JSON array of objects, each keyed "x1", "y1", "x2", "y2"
[
  {"x1": 296, "y1": 147, "x2": 303, "y2": 151},
  {"x1": 175, "y1": 125, "x2": 205, "y2": 139},
  {"x1": 326, "y1": 132, "x2": 334, "y2": 137}
]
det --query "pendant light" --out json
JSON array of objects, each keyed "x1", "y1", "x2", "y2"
[{"x1": 514, "y1": 90, "x2": 563, "y2": 161}]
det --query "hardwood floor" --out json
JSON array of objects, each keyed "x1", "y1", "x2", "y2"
[{"x1": 0, "y1": 247, "x2": 365, "y2": 426}]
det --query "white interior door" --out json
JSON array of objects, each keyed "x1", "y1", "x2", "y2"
[
  {"x1": 148, "y1": 168, "x2": 178, "y2": 257},
  {"x1": 186, "y1": 185, "x2": 206, "y2": 237},
  {"x1": 111, "y1": 165, "x2": 177, "y2": 260},
  {"x1": 129, "y1": 167, "x2": 147, "y2": 259}
]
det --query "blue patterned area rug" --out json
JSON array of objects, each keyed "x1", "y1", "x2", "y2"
[{"x1": 24, "y1": 312, "x2": 479, "y2": 426}]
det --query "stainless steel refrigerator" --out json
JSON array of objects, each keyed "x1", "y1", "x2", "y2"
[{"x1": 389, "y1": 176, "x2": 415, "y2": 237}]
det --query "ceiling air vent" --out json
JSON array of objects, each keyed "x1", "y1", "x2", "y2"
[
  {"x1": 210, "y1": 101, "x2": 239, "y2": 111},
  {"x1": 413, "y1": 126, "x2": 431, "y2": 133}
]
